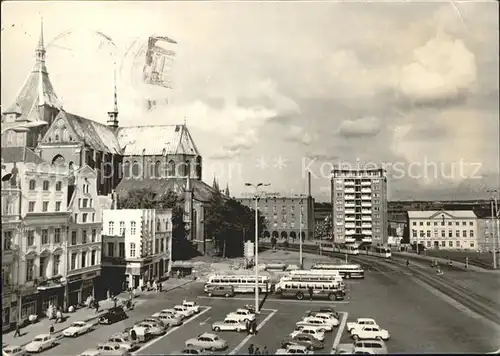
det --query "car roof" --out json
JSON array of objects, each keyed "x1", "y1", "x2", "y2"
[
  {"x1": 358, "y1": 318, "x2": 375, "y2": 321},
  {"x1": 4, "y1": 345, "x2": 21, "y2": 351},
  {"x1": 80, "y1": 349, "x2": 100, "y2": 356},
  {"x1": 34, "y1": 333, "x2": 50, "y2": 338},
  {"x1": 199, "y1": 332, "x2": 217, "y2": 338}
]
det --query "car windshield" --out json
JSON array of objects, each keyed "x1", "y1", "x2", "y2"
[
  {"x1": 33, "y1": 337, "x2": 44, "y2": 342},
  {"x1": 72, "y1": 322, "x2": 84, "y2": 327}
]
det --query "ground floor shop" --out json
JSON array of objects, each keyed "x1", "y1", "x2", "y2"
[
  {"x1": 65, "y1": 270, "x2": 100, "y2": 308},
  {"x1": 98, "y1": 265, "x2": 126, "y2": 297},
  {"x1": 126, "y1": 257, "x2": 170, "y2": 290}
]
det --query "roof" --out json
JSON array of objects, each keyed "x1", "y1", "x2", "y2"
[
  {"x1": 115, "y1": 178, "x2": 217, "y2": 203},
  {"x1": 1, "y1": 147, "x2": 45, "y2": 164},
  {"x1": 116, "y1": 124, "x2": 200, "y2": 156},
  {"x1": 61, "y1": 111, "x2": 122, "y2": 154},
  {"x1": 407, "y1": 210, "x2": 477, "y2": 219}
]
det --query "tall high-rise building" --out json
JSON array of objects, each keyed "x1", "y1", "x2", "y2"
[{"x1": 331, "y1": 168, "x2": 387, "y2": 245}]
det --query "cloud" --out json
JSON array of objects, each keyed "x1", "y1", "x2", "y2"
[
  {"x1": 209, "y1": 129, "x2": 258, "y2": 160},
  {"x1": 305, "y1": 150, "x2": 339, "y2": 162},
  {"x1": 285, "y1": 125, "x2": 316, "y2": 145},
  {"x1": 338, "y1": 117, "x2": 381, "y2": 138},
  {"x1": 398, "y1": 32, "x2": 477, "y2": 106}
]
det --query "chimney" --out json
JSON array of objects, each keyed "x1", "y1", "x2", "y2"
[{"x1": 307, "y1": 172, "x2": 312, "y2": 197}]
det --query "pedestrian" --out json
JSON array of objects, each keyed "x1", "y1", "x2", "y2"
[
  {"x1": 95, "y1": 301, "x2": 100, "y2": 313},
  {"x1": 113, "y1": 297, "x2": 118, "y2": 308},
  {"x1": 248, "y1": 344, "x2": 254, "y2": 355},
  {"x1": 308, "y1": 286, "x2": 313, "y2": 300},
  {"x1": 159, "y1": 282, "x2": 163, "y2": 292},
  {"x1": 14, "y1": 322, "x2": 21, "y2": 338},
  {"x1": 130, "y1": 328, "x2": 137, "y2": 342},
  {"x1": 254, "y1": 347, "x2": 261, "y2": 355},
  {"x1": 252, "y1": 319, "x2": 258, "y2": 334},
  {"x1": 262, "y1": 346, "x2": 269, "y2": 355},
  {"x1": 49, "y1": 324, "x2": 54, "y2": 335},
  {"x1": 246, "y1": 319, "x2": 251, "y2": 334}
]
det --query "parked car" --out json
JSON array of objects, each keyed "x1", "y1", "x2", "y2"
[
  {"x1": 296, "y1": 317, "x2": 333, "y2": 332},
  {"x1": 24, "y1": 334, "x2": 57, "y2": 353},
  {"x1": 335, "y1": 344, "x2": 355, "y2": 354},
  {"x1": 290, "y1": 326, "x2": 325, "y2": 342},
  {"x1": 96, "y1": 343, "x2": 131, "y2": 356},
  {"x1": 311, "y1": 313, "x2": 339, "y2": 327},
  {"x1": 281, "y1": 333, "x2": 324, "y2": 350},
  {"x1": 130, "y1": 325, "x2": 153, "y2": 342},
  {"x1": 2, "y1": 345, "x2": 29, "y2": 356},
  {"x1": 354, "y1": 339, "x2": 388, "y2": 354},
  {"x1": 136, "y1": 321, "x2": 166, "y2": 336},
  {"x1": 107, "y1": 333, "x2": 140, "y2": 351},
  {"x1": 152, "y1": 308, "x2": 178, "y2": 318},
  {"x1": 139, "y1": 317, "x2": 167, "y2": 327},
  {"x1": 351, "y1": 326, "x2": 390, "y2": 341},
  {"x1": 275, "y1": 344, "x2": 313, "y2": 354},
  {"x1": 347, "y1": 318, "x2": 379, "y2": 333},
  {"x1": 63, "y1": 321, "x2": 94, "y2": 337},
  {"x1": 156, "y1": 313, "x2": 183, "y2": 327},
  {"x1": 206, "y1": 285, "x2": 235, "y2": 297},
  {"x1": 99, "y1": 307, "x2": 128, "y2": 325},
  {"x1": 182, "y1": 300, "x2": 201, "y2": 313},
  {"x1": 226, "y1": 308, "x2": 256, "y2": 322},
  {"x1": 170, "y1": 346, "x2": 211, "y2": 355},
  {"x1": 211, "y1": 316, "x2": 246, "y2": 332},
  {"x1": 78, "y1": 349, "x2": 102, "y2": 356},
  {"x1": 185, "y1": 333, "x2": 228, "y2": 351},
  {"x1": 173, "y1": 305, "x2": 196, "y2": 319}
]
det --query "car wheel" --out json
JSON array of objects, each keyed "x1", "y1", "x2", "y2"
[
  {"x1": 38, "y1": 347, "x2": 42, "y2": 353},
  {"x1": 296, "y1": 292, "x2": 304, "y2": 300},
  {"x1": 328, "y1": 293, "x2": 336, "y2": 301},
  {"x1": 224, "y1": 293, "x2": 229, "y2": 298},
  {"x1": 214, "y1": 327, "x2": 221, "y2": 331},
  {"x1": 211, "y1": 347, "x2": 217, "y2": 351},
  {"x1": 308, "y1": 345, "x2": 314, "y2": 351}
]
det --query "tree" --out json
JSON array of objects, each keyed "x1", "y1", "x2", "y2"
[
  {"x1": 119, "y1": 188, "x2": 196, "y2": 260},
  {"x1": 204, "y1": 191, "x2": 267, "y2": 258}
]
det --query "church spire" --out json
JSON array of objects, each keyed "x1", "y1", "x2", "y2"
[
  {"x1": 107, "y1": 62, "x2": 119, "y2": 130},
  {"x1": 212, "y1": 176, "x2": 220, "y2": 192},
  {"x1": 225, "y1": 183, "x2": 230, "y2": 197},
  {"x1": 35, "y1": 17, "x2": 46, "y2": 66}
]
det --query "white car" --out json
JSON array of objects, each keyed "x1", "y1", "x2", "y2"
[
  {"x1": 351, "y1": 326, "x2": 390, "y2": 341},
  {"x1": 24, "y1": 334, "x2": 57, "y2": 353},
  {"x1": 63, "y1": 321, "x2": 94, "y2": 337},
  {"x1": 78, "y1": 350, "x2": 101, "y2": 356},
  {"x1": 347, "y1": 318, "x2": 379, "y2": 333},
  {"x1": 312, "y1": 313, "x2": 339, "y2": 327},
  {"x1": 296, "y1": 317, "x2": 333, "y2": 332},
  {"x1": 173, "y1": 305, "x2": 196, "y2": 319},
  {"x1": 211, "y1": 316, "x2": 247, "y2": 332},
  {"x1": 182, "y1": 300, "x2": 201, "y2": 313},
  {"x1": 2, "y1": 345, "x2": 28, "y2": 356},
  {"x1": 108, "y1": 333, "x2": 140, "y2": 351},
  {"x1": 276, "y1": 344, "x2": 313, "y2": 354},
  {"x1": 226, "y1": 308, "x2": 256, "y2": 322},
  {"x1": 290, "y1": 326, "x2": 325, "y2": 342},
  {"x1": 156, "y1": 313, "x2": 183, "y2": 327},
  {"x1": 185, "y1": 332, "x2": 228, "y2": 351},
  {"x1": 152, "y1": 308, "x2": 178, "y2": 318},
  {"x1": 96, "y1": 342, "x2": 131, "y2": 356}
]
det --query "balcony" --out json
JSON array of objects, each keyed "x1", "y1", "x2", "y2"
[
  {"x1": 345, "y1": 230, "x2": 356, "y2": 235},
  {"x1": 344, "y1": 180, "x2": 355, "y2": 186},
  {"x1": 345, "y1": 203, "x2": 355, "y2": 208},
  {"x1": 362, "y1": 210, "x2": 372, "y2": 214},
  {"x1": 362, "y1": 230, "x2": 373, "y2": 235},
  {"x1": 361, "y1": 188, "x2": 372, "y2": 193},
  {"x1": 345, "y1": 209, "x2": 355, "y2": 214},
  {"x1": 361, "y1": 216, "x2": 372, "y2": 221},
  {"x1": 345, "y1": 237, "x2": 356, "y2": 243},
  {"x1": 361, "y1": 195, "x2": 371, "y2": 200},
  {"x1": 362, "y1": 237, "x2": 373, "y2": 243},
  {"x1": 361, "y1": 202, "x2": 372, "y2": 207},
  {"x1": 344, "y1": 188, "x2": 355, "y2": 193},
  {"x1": 345, "y1": 223, "x2": 356, "y2": 229},
  {"x1": 345, "y1": 195, "x2": 356, "y2": 200},
  {"x1": 362, "y1": 224, "x2": 372, "y2": 229},
  {"x1": 345, "y1": 215, "x2": 355, "y2": 221},
  {"x1": 361, "y1": 181, "x2": 371, "y2": 186}
]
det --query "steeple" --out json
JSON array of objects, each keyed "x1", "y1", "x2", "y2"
[
  {"x1": 212, "y1": 176, "x2": 219, "y2": 192},
  {"x1": 107, "y1": 63, "x2": 119, "y2": 130},
  {"x1": 225, "y1": 183, "x2": 230, "y2": 197},
  {"x1": 35, "y1": 17, "x2": 47, "y2": 72}
]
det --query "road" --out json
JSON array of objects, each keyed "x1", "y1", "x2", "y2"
[{"x1": 29, "y1": 249, "x2": 499, "y2": 355}]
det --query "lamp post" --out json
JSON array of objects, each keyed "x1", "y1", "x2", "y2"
[
  {"x1": 245, "y1": 182, "x2": 270, "y2": 314},
  {"x1": 487, "y1": 190, "x2": 498, "y2": 269},
  {"x1": 299, "y1": 198, "x2": 303, "y2": 269}
]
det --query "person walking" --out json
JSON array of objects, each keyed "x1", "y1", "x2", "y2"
[
  {"x1": 159, "y1": 282, "x2": 163, "y2": 292},
  {"x1": 251, "y1": 319, "x2": 258, "y2": 335},
  {"x1": 49, "y1": 324, "x2": 54, "y2": 335},
  {"x1": 308, "y1": 286, "x2": 313, "y2": 300},
  {"x1": 14, "y1": 322, "x2": 21, "y2": 338},
  {"x1": 248, "y1": 344, "x2": 254, "y2": 355},
  {"x1": 254, "y1": 347, "x2": 261, "y2": 355},
  {"x1": 262, "y1": 346, "x2": 269, "y2": 355},
  {"x1": 95, "y1": 301, "x2": 100, "y2": 313},
  {"x1": 246, "y1": 319, "x2": 251, "y2": 335}
]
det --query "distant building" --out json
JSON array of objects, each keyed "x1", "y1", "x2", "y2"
[
  {"x1": 407, "y1": 210, "x2": 478, "y2": 250},
  {"x1": 476, "y1": 205, "x2": 499, "y2": 252},
  {"x1": 101, "y1": 208, "x2": 172, "y2": 294},
  {"x1": 314, "y1": 202, "x2": 332, "y2": 239},
  {"x1": 331, "y1": 168, "x2": 388, "y2": 245},
  {"x1": 387, "y1": 220, "x2": 406, "y2": 245}
]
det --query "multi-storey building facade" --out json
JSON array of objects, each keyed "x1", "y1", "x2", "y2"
[
  {"x1": 407, "y1": 210, "x2": 479, "y2": 250},
  {"x1": 65, "y1": 166, "x2": 102, "y2": 305},
  {"x1": 476, "y1": 217, "x2": 499, "y2": 252},
  {"x1": 331, "y1": 168, "x2": 388, "y2": 245},
  {"x1": 101, "y1": 209, "x2": 172, "y2": 295}
]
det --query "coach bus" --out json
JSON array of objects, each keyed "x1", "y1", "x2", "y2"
[
  {"x1": 364, "y1": 245, "x2": 392, "y2": 258},
  {"x1": 276, "y1": 280, "x2": 346, "y2": 301},
  {"x1": 311, "y1": 263, "x2": 365, "y2": 279},
  {"x1": 204, "y1": 274, "x2": 271, "y2": 293}
]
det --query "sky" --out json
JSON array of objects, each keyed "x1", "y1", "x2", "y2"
[{"x1": 1, "y1": 1, "x2": 499, "y2": 201}]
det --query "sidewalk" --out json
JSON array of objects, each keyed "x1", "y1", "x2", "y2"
[
  {"x1": 2, "y1": 278, "x2": 193, "y2": 348},
  {"x1": 393, "y1": 251, "x2": 492, "y2": 272}
]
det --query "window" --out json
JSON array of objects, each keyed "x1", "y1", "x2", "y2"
[
  {"x1": 107, "y1": 242, "x2": 114, "y2": 257},
  {"x1": 43, "y1": 181, "x2": 49, "y2": 190},
  {"x1": 441, "y1": 230, "x2": 445, "y2": 238},
  {"x1": 71, "y1": 253, "x2": 77, "y2": 270},
  {"x1": 419, "y1": 222, "x2": 423, "y2": 226},
  {"x1": 91, "y1": 250, "x2": 97, "y2": 265},
  {"x1": 55, "y1": 181, "x2": 62, "y2": 191},
  {"x1": 92, "y1": 213, "x2": 95, "y2": 222},
  {"x1": 108, "y1": 222, "x2": 114, "y2": 235},
  {"x1": 456, "y1": 221, "x2": 459, "y2": 226},
  {"x1": 130, "y1": 243, "x2": 136, "y2": 257},
  {"x1": 470, "y1": 230, "x2": 474, "y2": 237},
  {"x1": 463, "y1": 230, "x2": 467, "y2": 237},
  {"x1": 3, "y1": 231, "x2": 13, "y2": 250},
  {"x1": 441, "y1": 221, "x2": 445, "y2": 226},
  {"x1": 27, "y1": 230, "x2": 35, "y2": 246},
  {"x1": 155, "y1": 239, "x2": 159, "y2": 254},
  {"x1": 82, "y1": 213, "x2": 88, "y2": 223},
  {"x1": 156, "y1": 219, "x2": 161, "y2": 230},
  {"x1": 441, "y1": 241, "x2": 446, "y2": 247},
  {"x1": 82, "y1": 199, "x2": 88, "y2": 208},
  {"x1": 41, "y1": 229, "x2": 49, "y2": 244},
  {"x1": 448, "y1": 230, "x2": 453, "y2": 237},
  {"x1": 412, "y1": 230, "x2": 417, "y2": 238},
  {"x1": 470, "y1": 242, "x2": 475, "y2": 248},
  {"x1": 39, "y1": 257, "x2": 47, "y2": 277},
  {"x1": 456, "y1": 241, "x2": 460, "y2": 247},
  {"x1": 91, "y1": 229, "x2": 97, "y2": 242},
  {"x1": 83, "y1": 184, "x2": 89, "y2": 194},
  {"x1": 456, "y1": 230, "x2": 460, "y2": 237},
  {"x1": 53, "y1": 255, "x2": 60, "y2": 275},
  {"x1": 469, "y1": 221, "x2": 473, "y2": 226},
  {"x1": 426, "y1": 230, "x2": 431, "y2": 238},
  {"x1": 160, "y1": 239, "x2": 164, "y2": 252},
  {"x1": 81, "y1": 252, "x2": 87, "y2": 268},
  {"x1": 420, "y1": 230, "x2": 425, "y2": 238},
  {"x1": 29, "y1": 180, "x2": 36, "y2": 190},
  {"x1": 28, "y1": 202, "x2": 35, "y2": 212},
  {"x1": 74, "y1": 213, "x2": 78, "y2": 223},
  {"x1": 42, "y1": 201, "x2": 49, "y2": 212},
  {"x1": 119, "y1": 221, "x2": 125, "y2": 235},
  {"x1": 462, "y1": 221, "x2": 466, "y2": 226},
  {"x1": 131, "y1": 221, "x2": 136, "y2": 235},
  {"x1": 434, "y1": 222, "x2": 438, "y2": 226},
  {"x1": 165, "y1": 220, "x2": 168, "y2": 230},
  {"x1": 54, "y1": 228, "x2": 61, "y2": 243},
  {"x1": 71, "y1": 231, "x2": 77, "y2": 245},
  {"x1": 26, "y1": 259, "x2": 34, "y2": 281},
  {"x1": 449, "y1": 241, "x2": 453, "y2": 247},
  {"x1": 426, "y1": 221, "x2": 430, "y2": 226},
  {"x1": 55, "y1": 201, "x2": 61, "y2": 211},
  {"x1": 412, "y1": 222, "x2": 416, "y2": 226},
  {"x1": 82, "y1": 230, "x2": 88, "y2": 244},
  {"x1": 426, "y1": 241, "x2": 431, "y2": 248},
  {"x1": 89, "y1": 199, "x2": 93, "y2": 207},
  {"x1": 448, "y1": 221, "x2": 452, "y2": 226},
  {"x1": 119, "y1": 242, "x2": 125, "y2": 258}
]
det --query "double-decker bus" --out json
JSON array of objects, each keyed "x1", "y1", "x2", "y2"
[
  {"x1": 277, "y1": 280, "x2": 345, "y2": 301},
  {"x1": 364, "y1": 245, "x2": 392, "y2": 258},
  {"x1": 311, "y1": 263, "x2": 365, "y2": 279},
  {"x1": 204, "y1": 274, "x2": 271, "y2": 293}
]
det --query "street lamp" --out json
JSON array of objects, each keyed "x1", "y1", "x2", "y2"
[{"x1": 245, "y1": 182, "x2": 270, "y2": 314}]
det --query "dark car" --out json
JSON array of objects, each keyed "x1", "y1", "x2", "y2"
[
  {"x1": 99, "y1": 306, "x2": 128, "y2": 325},
  {"x1": 281, "y1": 333, "x2": 324, "y2": 350}
]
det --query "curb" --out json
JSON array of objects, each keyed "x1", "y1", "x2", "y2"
[{"x1": 13, "y1": 280, "x2": 195, "y2": 348}]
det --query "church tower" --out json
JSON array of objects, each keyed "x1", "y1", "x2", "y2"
[
  {"x1": 184, "y1": 174, "x2": 193, "y2": 241},
  {"x1": 2, "y1": 18, "x2": 61, "y2": 148},
  {"x1": 106, "y1": 64, "x2": 119, "y2": 130}
]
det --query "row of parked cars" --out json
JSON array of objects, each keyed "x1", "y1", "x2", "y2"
[
  {"x1": 275, "y1": 307, "x2": 342, "y2": 354},
  {"x1": 335, "y1": 317, "x2": 390, "y2": 355}
]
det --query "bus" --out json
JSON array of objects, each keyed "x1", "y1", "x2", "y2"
[
  {"x1": 289, "y1": 269, "x2": 341, "y2": 277},
  {"x1": 311, "y1": 263, "x2": 365, "y2": 279},
  {"x1": 321, "y1": 243, "x2": 359, "y2": 255},
  {"x1": 364, "y1": 245, "x2": 391, "y2": 258},
  {"x1": 276, "y1": 275, "x2": 345, "y2": 291},
  {"x1": 204, "y1": 274, "x2": 271, "y2": 293},
  {"x1": 276, "y1": 280, "x2": 345, "y2": 301}
]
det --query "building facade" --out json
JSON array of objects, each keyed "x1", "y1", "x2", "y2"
[
  {"x1": 331, "y1": 168, "x2": 388, "y2": 245},
  {"x1": 101, "y1": 208, "x2": 172, "y2": 295},
  {"x1": 477, "y1": 218, "x2": 499, "y2": 252},
  {"x1": 407, "y1": 210, "x2": 479, "y2": 250},
  {"x1": 65, "y1": 166, "x2": 102, "y2": 305}
]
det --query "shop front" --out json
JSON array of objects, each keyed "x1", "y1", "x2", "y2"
[
  {"x1": 19, "y1": 289, "x2": 39, "y2": 324},
  {"x1": 81, "y1": 270, "x2": 99, "y2": 300},
  {"x1": 38, "y1": 277, "x2": 65, "y2": 313},
  {"x1": 66, "y1": 277, "x2": 82, "y2": 308}
]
